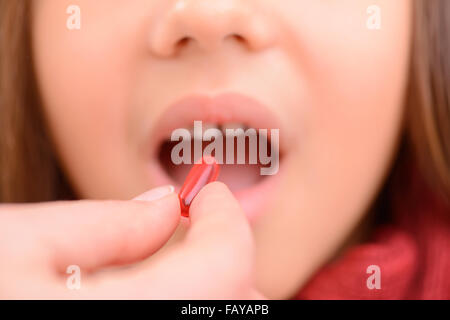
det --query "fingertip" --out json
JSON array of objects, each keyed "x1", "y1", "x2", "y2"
[
  {"x1": 133, "y1": 185, "x2": 175, "y2": 201},
  {"x1": 108, "y1": 192, "x2": 181, "y2": 264},
  {"x1": 200, "y1": 181, "x2": 232, "y2": 195},
  {"x1": 187, "y1": 182, "x2": 249, "y2": 235},
  {"x1": 190, "y1": 181, "x2": 233, "y2": 208},
  {"x1": 144, "y1": 191, "x2": 181, "y2": 225},
  {"x1": 132, "y1": 185, "x2": 181, "y2": 219},
  {"x1": 189, "y1": 182, "x2": 237, "y2": 219}
]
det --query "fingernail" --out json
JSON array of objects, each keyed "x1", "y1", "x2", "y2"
[{"x1": 132, "y1": 185, "x2": 175, "y2": 201}]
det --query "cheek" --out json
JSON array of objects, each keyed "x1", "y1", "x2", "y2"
[
  {"x1": 302, "y1": 0, "x2": 411, "y2": 211},
  {"x1": 32, "y1": 0, "x2": 147, "y2": 198},
  {"x1": 254, "y1": 0, "x2": 411, "y2": 297}
]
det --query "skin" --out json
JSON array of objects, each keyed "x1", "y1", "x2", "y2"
[
  {"x1": 1, "y1": 0, "x2": 412, "y2": 298},
  {"x1": 0, "y1": 183, "x2": 261, "y2": 299}
]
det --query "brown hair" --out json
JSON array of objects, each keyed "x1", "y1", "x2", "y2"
[
  {"x1": 0, "y1": 0, "x2": 72, "y2": 202},
  {"x1": 0, "y1": 0, "x2": 449, "y2": 205},
  {"x1": 407, "y1": 0, "x2": 450, "y2": 202}
]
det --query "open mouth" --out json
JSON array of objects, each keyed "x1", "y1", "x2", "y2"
[
  {"x1": 157, "y1": 122, "x2": 280, "y2": 192},
  {"x1": 147, "y1": 93, "x2": 285, "y2": 221}
]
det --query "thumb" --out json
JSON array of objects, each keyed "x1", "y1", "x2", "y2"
[
  {"x1": 136, "y1": 182, "x2": 256, "y2": 298},
  {"x1": 187, "y1": 181, "x2": 253, "y2": 256},
  {"x1": 27, "y1": 185, "x2": 180, "y2": 272}
]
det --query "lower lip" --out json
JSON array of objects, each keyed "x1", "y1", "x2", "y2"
[{"x1": 148, "y1": 160, "x2": 282, "y2": 224}]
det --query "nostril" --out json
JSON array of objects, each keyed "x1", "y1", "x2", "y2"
[
  {"x1": 227, "y1": 33, "x2": 246, "y2": 44},
  {"x1": 176, "y1": 36, "x2": 192, "y2": 50},
  {"x1": 168, "y1": 33, "x2": 249, "y2": 56},
  {"x1": 231, "y1": 34, "x2": 245, "y2": 42}
]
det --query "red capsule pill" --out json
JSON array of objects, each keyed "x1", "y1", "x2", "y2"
[{"x1": 178, "y1": 156, "x2": 220, "y2": 217}]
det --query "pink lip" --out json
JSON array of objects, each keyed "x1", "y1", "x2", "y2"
[{"x1": 146, "y1": 92, "x2": 285, "y2": 223}]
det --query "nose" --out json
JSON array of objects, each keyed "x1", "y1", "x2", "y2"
[{"x1": 149, "y1": 0, "x2": 277, "y2": 57}]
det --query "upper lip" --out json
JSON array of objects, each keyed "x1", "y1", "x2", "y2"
[{"x1": 148, "y1": 92, "x2": 285, "y2": 158}]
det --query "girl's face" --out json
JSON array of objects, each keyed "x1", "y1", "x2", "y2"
[{"x1": 32, "y1": 0, "x2": 411, "y2": 298}]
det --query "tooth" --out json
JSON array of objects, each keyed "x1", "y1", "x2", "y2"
[
  {"x1": 201, "y1": 123, "x2": 221, "y2": 142},
  {"x1": 186, "y1": 126, "x2": 195, "y2": 140},
  {"x1": 203, "y1": 122, "x2": 219, "y2": 131},
  {"x1": 185, "y1": 122, "x2": 220, "y2": 141},
  {"x1": 221, "y1": 122, "x2": 246, "y2": 133}
]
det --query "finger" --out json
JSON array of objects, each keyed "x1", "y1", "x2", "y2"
[
  {"x1": 170, "y1": 182, "x2": 255, "y2": 298},
  {"x1": 20, "y1": 185, "x2": 180, "y2": 272},
  {"x1": 249, "y1": 289, "x2": 268, "y2": 300},
  {"x1": 187, "y1": 181, "x2": 253, "y2": 255},
  {"x1": 81, "y1": 182, "x2": 256, "y2": 299}
]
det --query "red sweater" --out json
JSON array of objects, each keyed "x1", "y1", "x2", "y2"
[{"x1": 296, "y1": 167, "x2": 450, "y2": 300}]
